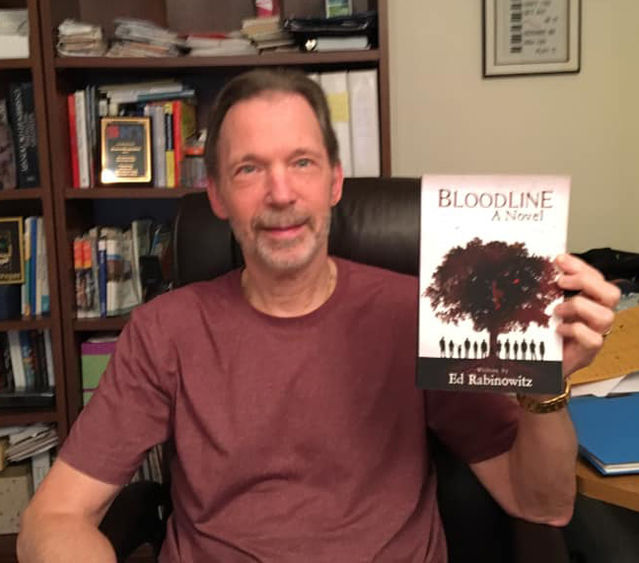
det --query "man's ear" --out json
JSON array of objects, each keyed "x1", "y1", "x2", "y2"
[
  {"x1": 207, "y1": 177, "x2": 229, "y2": 220},
  {"x1": 330, "y1": 162, "x2": 344, "y2": 207}
]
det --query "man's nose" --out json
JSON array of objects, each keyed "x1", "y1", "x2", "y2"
[{"x1": 265, "y1": 164, "x2": 296, "y2": 207}]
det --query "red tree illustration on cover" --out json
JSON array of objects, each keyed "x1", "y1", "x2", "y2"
[{"x1": 425, "y1": 237, "x2": 561, "y2": 359}]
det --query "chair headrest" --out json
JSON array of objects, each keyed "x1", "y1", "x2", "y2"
[{"x1": 172, "y1": 177, "x2": 421, "y2": 287}]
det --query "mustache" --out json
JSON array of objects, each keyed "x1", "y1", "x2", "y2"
[{"x1": 253, "y1": 209, "x2": 312, "y2": 230}]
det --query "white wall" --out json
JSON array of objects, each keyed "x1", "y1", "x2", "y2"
[{"x1": 388, "y1": 1, "x2": 639, "y2": 253}]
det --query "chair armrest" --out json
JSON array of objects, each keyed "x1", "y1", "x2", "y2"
[{"x1": 99, "y1": 481, "x2": 169, "y2": 562}]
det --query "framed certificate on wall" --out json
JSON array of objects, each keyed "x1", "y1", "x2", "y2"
[
  {"x1": 483, "y1": 0, "x2": 581, "y2": 77},
  {"x1": 100, "y1": 117, "x2": 152, "y2": 184}
]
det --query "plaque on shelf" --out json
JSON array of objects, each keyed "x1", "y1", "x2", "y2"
[
  {"x1": 100, "y1": 117, "x2": 152, "y2": 184},
  {"x1": 0, "y1": 216, "x2": 24, "y2": 284}
]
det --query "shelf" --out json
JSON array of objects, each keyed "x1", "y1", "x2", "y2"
[
  {"x1": 73, "y1": 316, "x2": 129, "y2": 331},
  {"x1": 65, "y1": 187, "x2": 206, "y2": 199},
  {"x1": 0, "y1": 407, "x2": 58, "y2": 427},
  {"x1": 0, "y1": 317, "x2": 51, "y2": 331},
  {"x1": 0, "y1": 188, "x2": 43, "y2": 201},
  {"x1": 53, "y1": 50, "x2": 381, "y2": 69},
  {"x1": 0, "y1": 57, "x2": 32, "y2": 70}
]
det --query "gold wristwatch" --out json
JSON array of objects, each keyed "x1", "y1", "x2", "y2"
[{"x1": 516, "y1": 379, "x2": 571, "y2": 414}]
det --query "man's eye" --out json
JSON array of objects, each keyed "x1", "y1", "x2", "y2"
[
  {"x1": 294, "y1": 158, "x2": 312, "y2": 168},
  {"x1": 236, "y1": 164, "x2": 257, "y2": 176}
]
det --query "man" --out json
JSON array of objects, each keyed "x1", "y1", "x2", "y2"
[{"x1": 18, "y1": 69, "x2": 619, "y2": 562}]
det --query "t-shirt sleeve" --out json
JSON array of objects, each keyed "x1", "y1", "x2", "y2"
[
  {"x1": 426, "y1": 390, "x2": 520, "y2": 464},
  {"x1": 59, "y1": 304, "x2": 175, "y2": 485}
]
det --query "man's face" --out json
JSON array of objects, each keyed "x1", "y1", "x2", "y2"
[{"x1": 208, "y1": 92, "x2": 343, "y2": 275}]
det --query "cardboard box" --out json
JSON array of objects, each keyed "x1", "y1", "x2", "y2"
[{"x1": 0, "y1": 463, "x2": 33, "y2": 533}]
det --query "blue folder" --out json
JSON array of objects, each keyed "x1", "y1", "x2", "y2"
[{"x1": 568, "y1": 393, "x2": 639, "y2": 476}]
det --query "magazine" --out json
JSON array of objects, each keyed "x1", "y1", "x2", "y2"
[{"x1": 417, "y1": 175, "x2": 570, "y2": 394}]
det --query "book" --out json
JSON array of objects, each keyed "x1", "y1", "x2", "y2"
[
  {"x1": 163, "y1": 103, "x2": 175, "y2": 187},
  {"x1": 569, "y1": 394, "x2": 639, "y2": 475},
  {"x1": 417, "y1": 175, "x2": 570, "y2": 394},
  {"x1": 172, "y1": 100, "x2": 197, "y2": 188},
  {"x1": 347, "y1": 70, "x2": 380, "y2": 177},
  {"x1": 320, "y1": 72, "x2": 353, "y2": 177},
  {"x1": 81, "y1": 336, "x2": 117, "y2": 405},
  {"x1": 43, "y1": 330, "x2": 55, "y2": 388},
  {"x1": 67, "y1": 94, "x2": 80, "y2": 188},
  {"x1": 0, "y1": 98, "x2": 17, "y2": 189},
  {"x1": 7, "y1": 331, "x2": 26, "y2": 390},
  {"x1": 31, "y1": 450, "x2": 51, "y2": 491},
  {"x1": 6, "y1": 83, "x2": 40, "y2": 188},
  {"x1": 74, "y1": 90, "x2": 90, "y2": 188}
]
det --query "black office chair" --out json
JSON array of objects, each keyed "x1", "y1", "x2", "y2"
[{"x1": 101, "y1": 177, "x2": 569, "y2": 562}]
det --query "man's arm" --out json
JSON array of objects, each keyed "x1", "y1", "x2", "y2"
[
  {"x1": 17, "y1": 459, "x2": 121, "y2": 562},
  {"x1": 469, "y1": 254, "x2": 620, "y2": 526}
]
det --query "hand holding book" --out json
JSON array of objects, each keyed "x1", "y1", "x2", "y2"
[{"x1": 553, "y1": 253, "x2": 620, "y2": 378}]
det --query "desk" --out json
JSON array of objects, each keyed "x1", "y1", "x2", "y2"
[{"x1": 576, "y1": 458, "x2": 639, "y2": 512}]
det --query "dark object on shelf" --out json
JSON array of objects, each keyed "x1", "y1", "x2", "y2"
[
  {"x1": 575, "y1": 248, "x2": 639, "y2": 287},
  {"x1": 0, "y1": 388, "x2": 54, "y2": 408},
  {"x1": 139, "y1": 255, "x2": 171, "y2": 301},
  {"x1": 103, "y1": 178, "x2": 569, "y2": 562},
  {"x1": 0, "y1": 284, "x2": 21, "y2": 320},
  {"x1": 284, "y1": 11, "x2": 378, "y2": 47}
]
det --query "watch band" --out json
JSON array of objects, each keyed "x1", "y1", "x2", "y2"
[{"x1": 516, "y1": 379, "x2": 571, "y2": 414}]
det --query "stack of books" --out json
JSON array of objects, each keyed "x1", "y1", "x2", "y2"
[
  {"x1": 73, "y1": 220, "x2": 171, "y2": 319},
  {"x1": 68, "y1": 80, "x2": 197, "y2": 188},
  {"x1": 241, "y1": 15, "x2": 294, "y2": 51},
  {"x1": 0, "y1": 330, "x2": 55, "y2": 399}
]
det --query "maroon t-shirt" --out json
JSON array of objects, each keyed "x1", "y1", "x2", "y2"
[{"x1": 60, "y1": 258, "x2": 519, "y2": 562}]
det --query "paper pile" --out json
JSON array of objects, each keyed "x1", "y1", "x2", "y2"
[
  {"x1": 0, "y1": 9, "x2": 29, "y2": 59},
  {"x1": 57, "y1": 19, "x2": 106, "y2": 56},
  {"x1": 108, "y1": 18, "x2": 185, "y2": 57}
]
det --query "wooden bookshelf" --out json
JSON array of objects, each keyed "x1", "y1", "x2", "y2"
[
  {"x1": 37, "y1": 0, "x2": 391, "y2": 430},
  {"x1": 0, "y1": 188, "x2": 43, "y2": 200},
  {"x1": 53, "y1": 49, "x2": 381, "y2": 69},
  {"x1": 0, "y1": 58, "x2": 32, "y2": 70},
  {"x1": 65, "y1": 187, "x2": 206, "y2": 199},
  {"x1": 0, "y1": 0, "x2": 67, "y2": 439}
]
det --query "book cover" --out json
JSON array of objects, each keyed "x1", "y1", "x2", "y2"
[
  {"x1": 67, "y1": 94, "x2": 80, "y2": 188},
  {"x1": 0, "y1": 98, "x2": 17, "y2": 189},
  {"x1": 418, "y1": 175, "x2": 570, "y2": 395},
  {"x1": 163, "y1": 103, "x2": 175, "y2": 187},
  {"x1": 6, "y1": 83, "x2": 40, "y2": 189},
  {"x1": 172, "y1": 99, "x2": 197, "y2": 188}
]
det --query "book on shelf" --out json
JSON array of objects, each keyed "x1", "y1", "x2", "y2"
[
  {"x1": 320, "y1": 71, "x2": 353, "y2": 177},
  {"x1": 74, "y1": 220, "x2": 171, "y2": 318},
  {"x1": 0, "y1": 329, "x2": 55, "y2": 397},
  {"x1": 417, "y1": 175, "x2": 570, "y2": 394},
  {"x1": 0, "y1": 8, "x2": 29, "y2": 59},
  {"x1": 68, "y1": 81, "x2": 198, "y2": 188},
  {"x1": 6, "y1": 82, "x2": 40, "y2": 189},
  {"x1": 81, "y1": 335, "x2": 117, "y2": 405},
  {"x1": 18, "y1": 216, "x2": 49, "y2": 317},
  {"x1": 347, "y1": 70, "x2": 380, "y2": 177},
  {"x1": 0, "y1": 98, "x2": 17, "y2": 190},
  {"x1": 569, "y1": 393, "x2": 639, "y2": 475}
]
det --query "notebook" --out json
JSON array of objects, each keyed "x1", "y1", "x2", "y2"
[{"x1": 568, "y1": 393, "x2": 639, "y2": 475}]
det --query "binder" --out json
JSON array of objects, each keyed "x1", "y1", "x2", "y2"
[
  {"x1": 347, "y1": 69, "x2": 380, "y2": 177},
  {"x1": 568, "y1": 394, "x2": 639, "y2": 475},
  {"x1": 320, "y1": 72, "x2": 353, "y2": 177}
]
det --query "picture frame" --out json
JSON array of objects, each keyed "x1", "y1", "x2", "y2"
[
  {"x1": 0, "y1": 217, "x2": 24, "y2": 285},
  {"x1": 483, "y1": 0, "x2": 581, "y2": 77},
  {"x1": 100, "y1": 117, "x2": 152, "y2": 185}
]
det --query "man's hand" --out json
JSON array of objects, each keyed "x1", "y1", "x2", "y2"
[{"x1": 554, "y1": 253, "x2": 621, "y2": 377}]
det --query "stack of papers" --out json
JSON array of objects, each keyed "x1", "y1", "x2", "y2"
[
  {"x1": 569, "y1": 394, "x2": 639, "y2": 475},
  {"x1": 108, "y1": 18, "x2": 184, "y2": 57},
  {"x1": 4, "y1": 424, "x2": 58, "y2": 463},
  {"x1": 185, "y1": 33, "x2": 257, "y2": 57},
  {"x1": 242, "y1": 16, "x2": 294, "y2": 51},
  {"x1": 0, "y1": 9, "x2": 29, "y2": 59},
  {"x1": 57, "y1": 19, "x2": 106, "y2": 56}
]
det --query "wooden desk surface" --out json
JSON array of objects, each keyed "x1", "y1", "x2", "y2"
[{"x1": 576, "y1": 457, "x2": 639, "y2": 512}]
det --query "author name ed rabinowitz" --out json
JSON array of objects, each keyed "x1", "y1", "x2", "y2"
[{"x1": 448, "y1": 368, "x2": 534, "y2": 389}]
